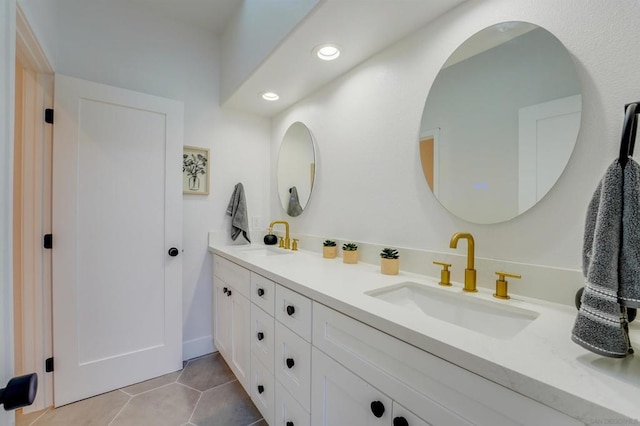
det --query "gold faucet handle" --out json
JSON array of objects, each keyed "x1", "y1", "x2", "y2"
[
  {"x1": 493, "y1": 271, "x2": 521, "y2": 300},
  {"x1": 278, "y1": 237, "x2": 285, "y2": 248},
  {"x1": 433, "y1": 261, "x2": 452, "y2": 286},
  {"x1": 292, "y1": 239, "x2": 299, "y2": 251}
]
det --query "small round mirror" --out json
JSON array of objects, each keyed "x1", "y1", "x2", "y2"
[
  {"x1": 277, "y1": 122, "x2": 316, "y2": 217},
  {"x1": 419, "y1": 22, "x2": 582, "y2": 224}
]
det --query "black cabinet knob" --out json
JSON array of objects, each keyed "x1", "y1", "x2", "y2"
[
  {"x1": 286, "y1": 358, "x2": 295, "y2": 369},
  {"x1": 223, "y1": 287, "x2": 228, "y2": 294},
  {"x1": 168, "y1": 247, "x2": 179, "y2": 257},
  {"x1": 257, "y1": 332, "x2": 264, "y2": 341},
  {"x1": 286, "y1": 422, "x2": 294, "y2": 426},
  {"x1": 257, "y1": 385, "x2": 264, "y2": 394},
  {"x1": 257, "y1": 288, "x2": 265, "y2": 297},
  {"x1": 393, "y1": 416, "x2": 409, "y2": 426},
  {"x1": 286, "y1": 305, "x2": 295, "y2": 316},
  {"x1": 370, "y1": 400, "x2": 385, "y2": 418},
  {"x1": 227, "y1": 290, "x2": 232, "y2": 296}
]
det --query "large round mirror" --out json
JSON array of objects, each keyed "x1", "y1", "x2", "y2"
[
  {"x1": 277, "y1": 122, "x2": 316, "y2": 217},
  {"x1": 419, "y1": 22, "x2": 582, "y2": 224}
]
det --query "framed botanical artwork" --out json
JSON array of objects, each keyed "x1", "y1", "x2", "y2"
[{"x1": 183, "y1": 146, "x2": 210, "y2": 195}]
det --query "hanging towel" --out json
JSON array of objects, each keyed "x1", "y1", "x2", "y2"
[
  {"x1": 287, "y1": 186, "x2": 303, "y2": 217},
  {"x1": 619, "y1": 158, "x2": 640, "y2": 307},
  {"x1": 226, "y1": 183, "x2": 251, "y2": 243},
  {"x1": 571, "y1": 160, "x2": 629, "y2": 358}
]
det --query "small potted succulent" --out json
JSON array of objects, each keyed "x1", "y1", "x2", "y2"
[
  {"x1": 380, "y1": 248, "x2": 400, "y2": 275},
  {"x1": 342, "y1": 242, "x2": 359, "y2": 264},
  {"x1": 323, "y1": 240, "x2": 337, "y2": 259}
]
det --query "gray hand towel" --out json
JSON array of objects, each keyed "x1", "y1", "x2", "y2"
[
  {"x1": 619, "y1": 158, "x2": 640, "y2": 307},
  {"x1": 287, "y1": 186, "x2": 303, "y2": 217},
  {"x1": 226, "y1": 183, "x2": 251, "y2": 243},
  {"x1": 571, "y1": 160, "x2": 629, "y2": 358}
]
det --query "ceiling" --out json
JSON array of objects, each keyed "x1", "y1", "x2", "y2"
[
  {"x1": 131, "y1": 0, "x2": 468, "y2": 117},
  {"x1": 129, "y1": 0, "x2": 243, "y2": 34}
]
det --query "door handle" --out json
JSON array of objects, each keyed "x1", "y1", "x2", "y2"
[
  {"x1": 168, "y1": 247, "x2": 179, "y2": 257},
  {"x1": 0, "y1": 373, "x2": 37, "y2": 411}
]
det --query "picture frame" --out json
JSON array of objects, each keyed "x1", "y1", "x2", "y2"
[{"x1": 183, "y1": 145, "x2": 210, "y2": 195}]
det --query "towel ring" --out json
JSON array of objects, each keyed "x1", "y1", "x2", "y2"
[{"x1": 618, "y1": 102, "x2": 639, "y2": 169}]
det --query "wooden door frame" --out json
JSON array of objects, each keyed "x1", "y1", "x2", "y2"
[{"x1": 13, "y1": 4, "x2": 54, "y2": 413}]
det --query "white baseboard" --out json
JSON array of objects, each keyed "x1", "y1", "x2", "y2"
[{"x1": 182, "y1": 335, "x2": 215, "y2": 361}]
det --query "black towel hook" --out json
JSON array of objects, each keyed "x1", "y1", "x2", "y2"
[{"x1": 618, "y1": 102, "x2": 639, "y2": 169}]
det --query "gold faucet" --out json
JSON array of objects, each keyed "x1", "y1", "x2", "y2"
[
  {"x1": 450, "y1": 232, "x2": 477, "y2": 293},
  {"x1": 269, "y1": 220, "x2": 291, "y2": 249}
]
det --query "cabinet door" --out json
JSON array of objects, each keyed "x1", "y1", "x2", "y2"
[
  {"x1": 311, "y1": 348, "x2": 390, "y2": 426},
  {"x1": 393, "y1": 402, "x2": 431, "y2": 426},
  {"x1": 251, "y1": 354, "x2": 275, "y2": 426},
  {"x1": 213, "y1": 277, "x2": 231, "y2": 358},
  {"x1": 276, "y1": 381, "x2": 310, "y2": 426},
  {"x1": 230, "y1": 288, "x2": 251, "y2": 392},
  {"x1": 251, "y1": 303, "x2": 275, "y2": 373},
  {"x1": 275, "y1": 322, "x2": 311, "y2": 412}
]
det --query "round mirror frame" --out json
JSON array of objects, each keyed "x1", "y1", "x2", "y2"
[
  {"x1": 277, "y1": 122, "x2": 317, "y2": 217},
  {"x1": 419, "y1": 22, "x2": 582, "y2": 224}
]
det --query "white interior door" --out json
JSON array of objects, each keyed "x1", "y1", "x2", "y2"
[
  {"x1": 518, "y1": 94, "x2": 581, "y2": 213},
  {"x1": 52, "y1": 74, "x2": 183, "y2": 406}
]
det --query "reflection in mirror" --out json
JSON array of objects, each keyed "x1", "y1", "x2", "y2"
[
  {"x1": 420, "y1": 22, "x2": 582, "y2": 224},
  {"x1": 277, "y1": 122, "x2": 316, "y2": 217}
]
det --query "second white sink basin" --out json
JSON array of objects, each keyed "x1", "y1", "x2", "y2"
[{"x1": 366, "y1": 282, "x2": 539, "y2": 339}]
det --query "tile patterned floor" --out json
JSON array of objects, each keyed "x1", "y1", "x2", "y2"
[{"x1": 16, "y1": 353, "x2": 267, "y2": 426}]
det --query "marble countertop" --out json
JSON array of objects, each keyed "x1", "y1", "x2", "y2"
[{"x1": 209, "y1": 241, "x2": 640, "y2": 424}]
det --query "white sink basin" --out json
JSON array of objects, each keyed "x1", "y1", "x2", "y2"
[
  {"x1": 366, "y1": 282, "x2": 539, "y2": 339},
  {"x1": 236, "y1": 246, "x2": 293, "y2": 257}
]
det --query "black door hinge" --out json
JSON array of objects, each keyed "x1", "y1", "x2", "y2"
[
  {"x1": 44, "y1": 108, "x2": 54, "y2": 124},
  {"x1": 45, "y1": 357, "x2": 54, "y2": 373},
  {"x1": 43, "y1": 234, "x2": 52, "y2": 249}
]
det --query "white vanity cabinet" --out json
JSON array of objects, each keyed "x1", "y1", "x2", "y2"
[
  {"x1": 247, "y1": 270, "x2": 312, "y2": 426},
  {"x1": 312, "y1": 302, "x2": 581, "y2": 426},
  {"x1": 212, "y1": 252, "x2": 583, "y2": 426},
  {"x1": 212, "y1": 255, "x2": 251, "y2": 393},
  {"x1": 250, "y1": 272, "x2": 276, "y2": 425}
]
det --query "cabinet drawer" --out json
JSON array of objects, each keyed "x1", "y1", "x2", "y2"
[
  {"x1": 251, "y1": 302, "x2": 275, "y2": 373},
  {"x1": 313, "y1": 302, "x2": 580, "y2": 426},
  {"x1": 275, "y1": 285, "x2": 312, "y2": 342},
  {"x1": 311, "y1": 347, "x2": 391, "y2": 426},
  {"x1": 275, "y1": 381, "x2": 310, "y2": 426},
  {"x1": 275, "y1": 321, "x2": 311, "y2": 413},
  {"x1": 251, "y1": 272, "x2": 276, "y2": 316},
  {"x1": 251, "y1": 355, "x2": 275, "y2": 426},
  {"x1": 213, "y1": 255, "x2": 251, "y2": 298}
]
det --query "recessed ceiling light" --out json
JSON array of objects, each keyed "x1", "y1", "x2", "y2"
[
  {"x1": 314, "y1": 44, "x2": 341, "y2": 61},
  {"x1": 261, "y1": 92, "x2": 280, "y2": 101}
]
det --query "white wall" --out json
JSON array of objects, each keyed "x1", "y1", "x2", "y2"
[
  {"x1": 38, "y1": 0, "x2": 270, "y2": 359},
  {"x1": 271, "y1": 0, "x2": 640, "y2": 272},
  {"x1": 220, "y1": 0, "x2": 319, "y2": 103},
  {"x1": 0, "y1": 0, "x2": 16, "y2": 424}
]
